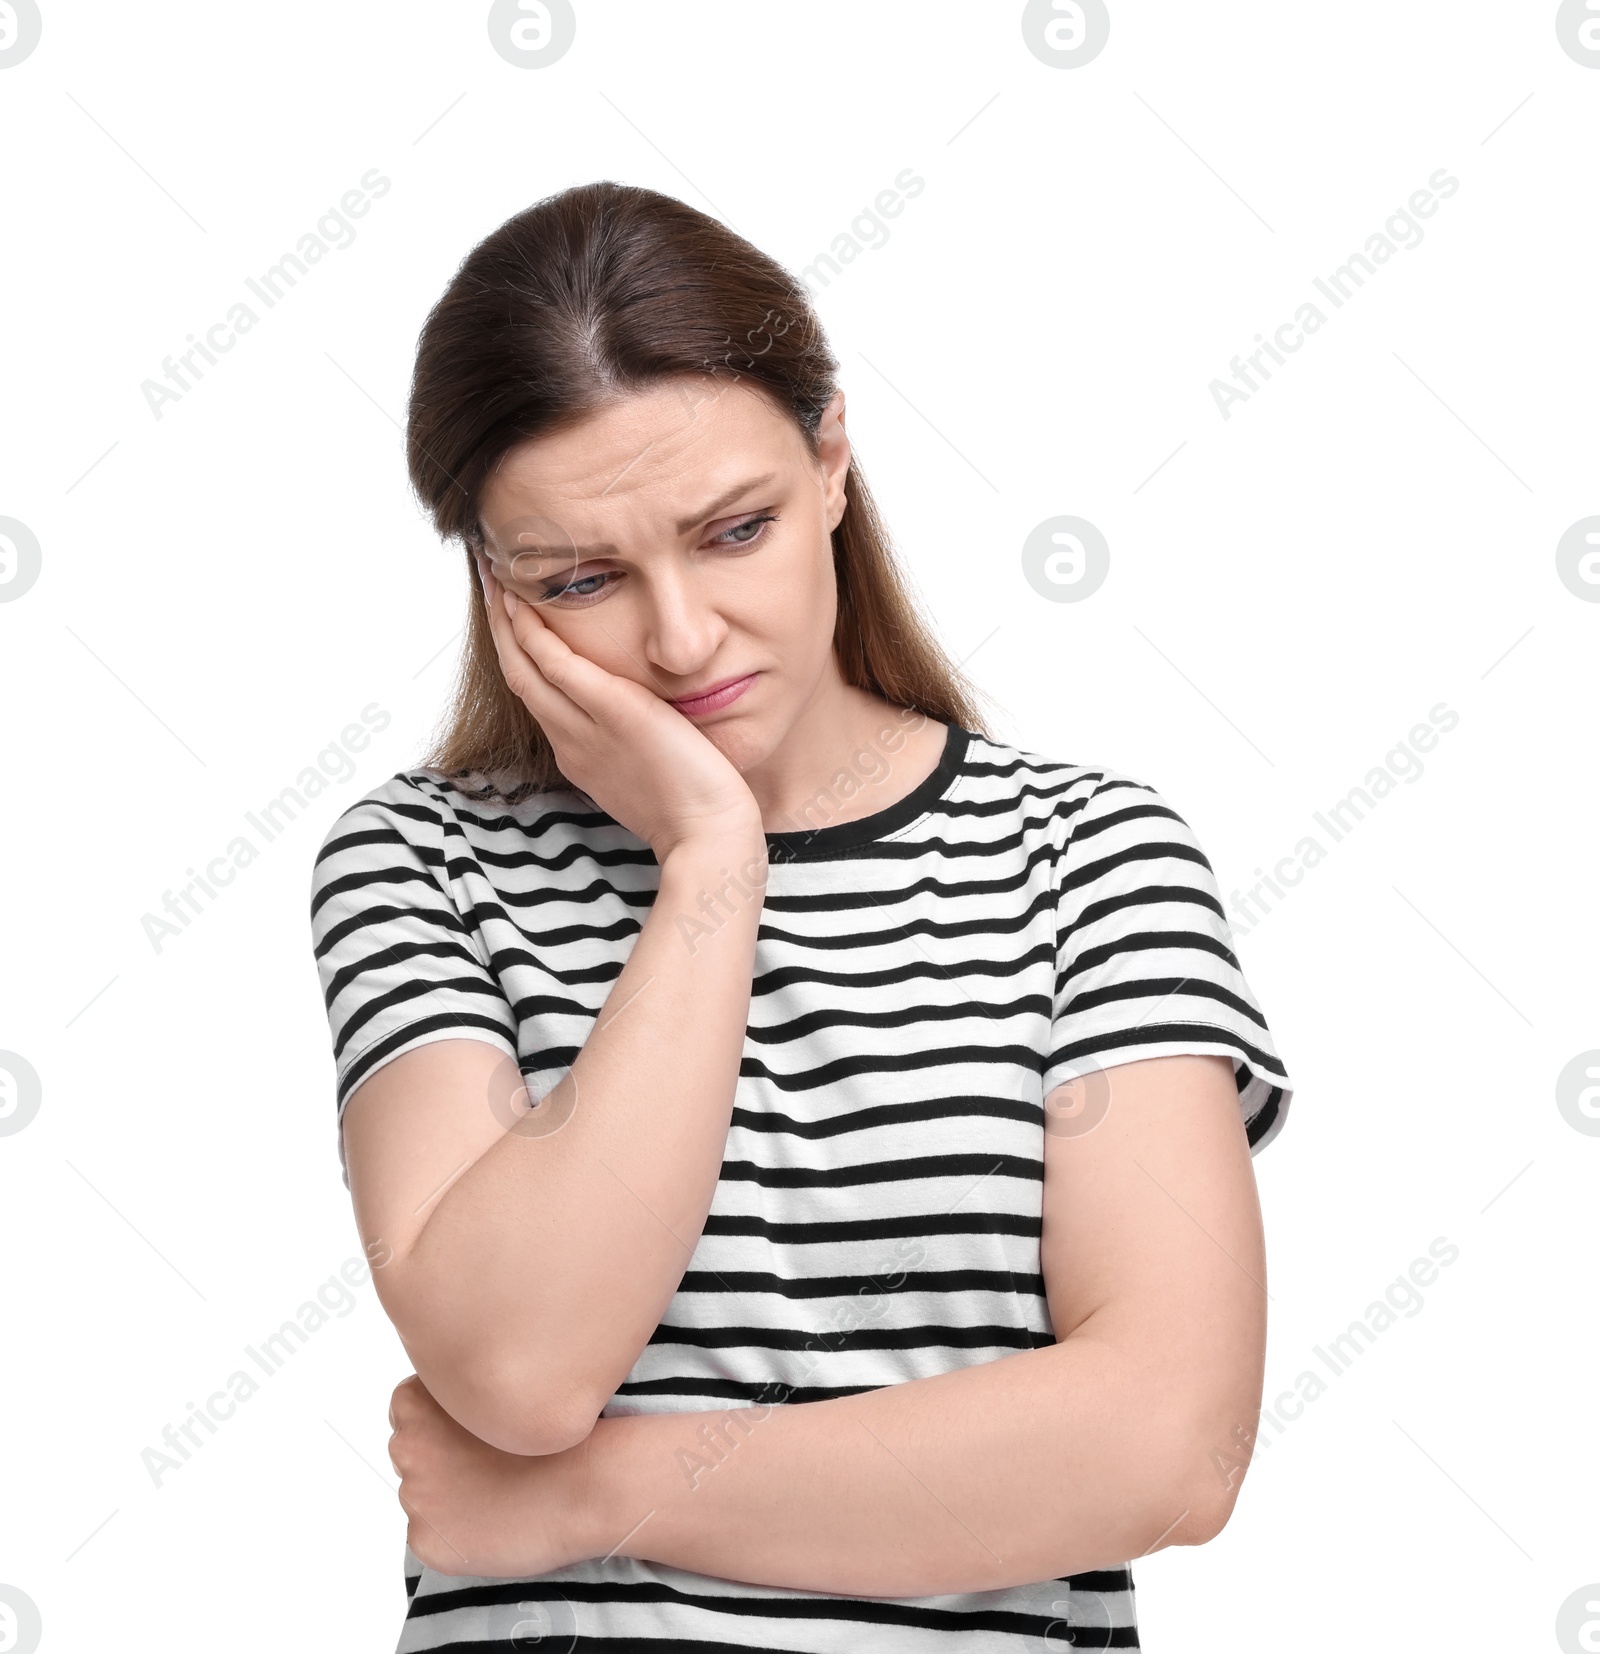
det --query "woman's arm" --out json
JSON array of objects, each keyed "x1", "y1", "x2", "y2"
[
  {"x1": 393, "y1": 1053, "x2": 1266, "y2": 1595},
  {"x1": 344, "y1": 573, "x2": 778, "y2": 1459},
  {"x1": 394, "y1": 1332, "x2": 1206, "y2": 1591},
  {"x1": 344, "y1": 572, "x2": 780, "y2": 1462},
  {"x1": 581, "y1": 1055, "x2": 1264, "y2": 1595},
  {"x1": 346, "y1": 826, "x2": 768, "y2": 1459},
  {"x1": 577, "y1": 1330, "x2": 1216, "y2": 1597}
]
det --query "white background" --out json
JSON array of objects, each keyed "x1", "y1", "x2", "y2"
[{"x1": 2, "y1": 3, "x2": 1596, "y2": 1649}]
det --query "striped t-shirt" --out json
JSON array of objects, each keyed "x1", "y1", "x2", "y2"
[{"x1": 308, "y1": 719, "x2": 1293, "y2": 1652}]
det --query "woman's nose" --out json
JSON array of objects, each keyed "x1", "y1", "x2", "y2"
[{"x1": 641, "y1": 574, "x2": 727, "y2": 677}]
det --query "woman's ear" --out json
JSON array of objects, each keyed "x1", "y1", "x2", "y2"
[{"x1": 816, "y1": 391, "x2": 851, "y2": 532}]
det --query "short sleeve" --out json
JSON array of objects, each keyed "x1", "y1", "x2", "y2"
[
  {"x1": 308, "y1": 777, "x2": 519, "y2": 1186},
  {"x1": 1042, "y1": 772, "x2": 1293, "y2": 1154}
]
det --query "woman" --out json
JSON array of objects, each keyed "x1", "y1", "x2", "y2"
[{"x1": 309, "y1": 180, "x2": 1294, "y2": 1651}]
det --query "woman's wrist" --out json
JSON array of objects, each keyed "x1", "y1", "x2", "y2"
[
  {"x1": 660, "y1": 823, "x2": 769, "y2": 878},
  {"x1": 569, "y1": 1403, "x2": 779, "y2": 1572},
  {"x1": 571, "y1": 1413, "x2": 649, "y2": 1564},
  {"x1": 655, "y1": 832, "x2": 771, "y2": 937}
]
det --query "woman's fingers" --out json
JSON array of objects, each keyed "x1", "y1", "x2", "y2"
[
  {"x1": 501, "y1": 593, "x2": 584, "y2": 694},
  {"x1": 494, "y1": 578, "x2": 647, "y2": 732},
  {"x1": 477, "y1": 556, "x2": 586, "y2": 726},
  {"x1": 470, "y1": 552, "x2": 699, "y2": 838}
]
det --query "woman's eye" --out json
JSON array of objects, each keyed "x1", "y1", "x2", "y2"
[
  {"x1": 714, "y1": 513, "x2": 777, "y2": 548},
  {"x1": 535, "y1": 515, "x2": 776, "y2": 606},
  {"x1": 538, "y1": 572, "x2": 611, "y2": 604}
]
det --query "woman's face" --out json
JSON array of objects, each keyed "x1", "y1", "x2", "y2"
[{"x1": 475, "y1": 374, "x2": 852, "y2": 773}]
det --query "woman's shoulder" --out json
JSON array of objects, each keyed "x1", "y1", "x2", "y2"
[
  {"x1": 952, "y1": 731, "x2": 1217, "y2": 873},
  {"x1": 315, "y1": 766, "x2": 592, "y2": 857},
  {"x1": 959, "y1": 727, "x2": 1164, "y2": 812},
  {"x1": 308, "y1": 767, "x2": 609, "y2": 919}
]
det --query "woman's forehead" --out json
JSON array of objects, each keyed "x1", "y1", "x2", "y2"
[{"x1": 479, "y1": 383, "x2": 798, "y2": 544}]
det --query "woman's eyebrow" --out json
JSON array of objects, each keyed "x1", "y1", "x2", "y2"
[
  {"x1": 672, "y1": 472, "x2": 778, "y2": 535},
  {"x1": 493, "y1": 472, "x2": 782, "y2": 562}
]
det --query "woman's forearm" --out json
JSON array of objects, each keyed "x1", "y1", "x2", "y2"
[
  {"x1": 576, "y1": 1331, "x2": 1219, "y2": 1598},
  {"x1": 400, "y1": 830, "x2": 768, "y2": 1451}
]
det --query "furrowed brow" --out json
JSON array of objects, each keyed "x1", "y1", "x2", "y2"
[{"x1": 503, "y1": 473, "x2": 780, "y2": 558}]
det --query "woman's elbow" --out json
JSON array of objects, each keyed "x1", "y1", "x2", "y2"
[
  {"x1": 1167, "y1": 1444, "x2": 1248, "y2": 1548},
  {"x1": 415, "y1": 1347, "x2": 602, "y2": 1457},
  {"x1": 1138, "y1": 1414, "x2": 1249, "y2": 1552},
  {"x1": 480, "y1": 1401, "x2": 599, "y2": 1458}
]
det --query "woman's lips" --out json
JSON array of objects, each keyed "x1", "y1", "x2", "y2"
[{"x1": 669, "y1": 672, "x2": 758, "y2": 716}]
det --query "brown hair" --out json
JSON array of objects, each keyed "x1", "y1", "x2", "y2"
[{"x1": 405, "y1": 179, "x2": 993, "y2": 795}]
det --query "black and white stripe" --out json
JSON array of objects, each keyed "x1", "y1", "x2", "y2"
[{"x1": 309, "y1": 721, "x2": 1294, "y2": 1651}]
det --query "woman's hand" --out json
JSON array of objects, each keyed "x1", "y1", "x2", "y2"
[
  {"x1": 475, "y1": 551, "x2": 764, "y2": 863},
  {"x1": 387, "y1": 1373, "x2": 599, "y2": 1580}
]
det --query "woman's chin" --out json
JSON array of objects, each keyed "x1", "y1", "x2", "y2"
[{"x1": 700, "y1": 718, "x2": 774, "y2": 776}]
